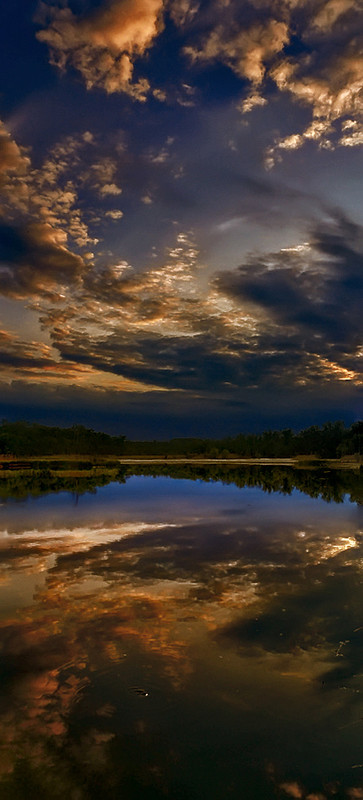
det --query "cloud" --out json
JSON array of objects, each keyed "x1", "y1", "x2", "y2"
[
  {"x1": 266, "y1": 0, "x2": 363, "y2": 155},
  {"x1": 0, "y1": 121, "x2": 31, "y2": 216},
  {"x1": 105, "y1": 209, "x2": 124, "y2": 219},
  {"x1": 1, "y1": 118, "x2": 361, "y2": 413},
  {"x1": 238, "y1": 92, "x2": 267, "y2": 113},
  {"x1": 0, "y1": 124, "x2": 94, "y2": 295},
  {"x1": 36, "y1": 0, "x2": 165, "y2": 100},
  {"x1": 214, "y1": 213, "x2": 363, "y2": 384},
  {"x1": 38, "y1": 231, "x2": 255, "y2": 393},
  {"x1": 0, "y1": 123, "x2": 96, "y2": 248},
  {"x1": 310, "y1": 0, "x2": 360, "y2": 31},
  {"x1": 0, "y1": 122, "x2": 129, "y2": 266},
  {"x1": 0, "y1": 327, "x2": 148, "y2": 390},
  {"x1": 169, "y1": 0, "x2": 199, "y2": 28},
  {"x1": 99, "y1": 182, "x2": 122, "y2": 196},
  {"x1": 0, "y1": 222, "x2": 85, "y2": 299},
  {"x1": 182, "y1": 0, "x2": 363, "y2": 157},
  {"x1": 267, "y1": 29, "x2": 363, "y2": 161},
  {"x1": 339, "y1": 119, "x2": 363, "y2": 146},
  {"x1": 0, "y1": 121, "x2": 30, "y2": 185},
  {"x1": 0, "y1": 328, "x2": 79, "y2": 380},
  {"x1": 81, "y1": 154, "x2": 124, "y2": 198},
  {"x1": 29, "y1": 216, "x2": 363, "y2": 402},
  {"x1": 185, "y1": 17, "x2": 289, "y2": 85}
]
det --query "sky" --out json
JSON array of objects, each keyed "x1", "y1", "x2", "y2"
[{"x1": 0, "y1": 0, "x2": 362, "y2": 438}]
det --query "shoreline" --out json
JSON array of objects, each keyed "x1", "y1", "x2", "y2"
[
  {"x1": 117, "y1": 457, "x2": 362, "y2": 469},
  {"x1": 0, "y1": 455, "x2": 361, "y2": 470}
]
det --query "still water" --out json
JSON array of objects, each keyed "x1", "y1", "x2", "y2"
[{"x1": 0, "y1": 471, "x2": 363, "y2": 799}]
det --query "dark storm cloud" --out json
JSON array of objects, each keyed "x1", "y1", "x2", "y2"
[
  {"x1": 49, "y1": 327, "x2": 244, "y2": 391},
  {"x1": 29, "y1": 212, "x2": 361, "y2": 408},
  {"x1": 0, "y1": 222, "x2": 85, "y2": 299},
  {"x1": 39, "y1": 299, "x2": 343, "y2": 394},
  {"x1": 0, "y1": 328, "x2": 102, "y2": 383},
  {"x1": 215, "y1": 214, "x2": 363, "y2": 368}
]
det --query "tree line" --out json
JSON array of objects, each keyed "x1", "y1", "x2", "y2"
[
  {"x1": 0, "y1": 419, "x2": 362, "y2": 459},
  {"x1": 0, "y1": 422, "x2": 126, "y2": 456},
  {"x1": 125, "y1": 420, "x2": 363, "y2": 459}
]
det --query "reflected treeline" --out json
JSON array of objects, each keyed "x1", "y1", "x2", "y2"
[
  {"x1": 121, "y1": 463, "x2": 363, "y2": 504},
  {"x1": 0, "y1": 467, "x2": 120, "y2": 501},
  {"x1": 1, "y1": 463, "x2": 363, "y2": 504}
]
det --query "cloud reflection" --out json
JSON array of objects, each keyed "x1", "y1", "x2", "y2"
[{"x1": 0, "y1": 480, "x2": 363, "y2": 795}]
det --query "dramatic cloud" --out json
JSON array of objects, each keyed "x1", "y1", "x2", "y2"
[
  {"x1": 1, "y1": 111, "x2": 361, "y2": 420},
  {"x1": 0, "y1": 123, "x2": 129, "y2": 300},
  {"x1": 0, "y1": 121, "x2": 31, "y2": 217},
  {"x1": 267, "y1": 21, "x2": 363, "y2": 163},
  {"x1": 36, "y1": 0, "x2": 165, "y2": 99},
  {"x1": 0, "y1": 121, "x2": 30, "y2": 185},
  {"x1": 0, "y1": 124, "x2": 95, "y2": 248},
  {"x1": 0, "y1": 0, "x2": 362, "y2": 433},
  {"x1": 35, "y1": 0, "x2": 363, "y2": 146},
  {"x1": 0, "y1": 221, "x2": 85, "y2": 299},
  {"x1": 30, "y1": 216, "x2": 363, "y2": 400},
  {"x1": 0, "y1": 327, "x2": 150, "y2": 392},
  {"x1": 0, "y1": 328, "x2": 114, "y2": 384},
  {"x1": 186, "y1": 17, "x2": 289, "y2": 86},
  {"x1": 215, "y1": 214, "x2": 363, "y2": 385},
  {"x1": 183, "y1": 0, "x2": 363, "y2": 157}
]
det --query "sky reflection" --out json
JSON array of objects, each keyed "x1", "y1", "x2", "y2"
[{"x1": 0, "y1": 476, "x2": 363, "y2": 798}]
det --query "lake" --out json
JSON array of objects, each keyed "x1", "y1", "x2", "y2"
[{"x1": 0, "y1": 468, "x2": 363, "y2": 799}]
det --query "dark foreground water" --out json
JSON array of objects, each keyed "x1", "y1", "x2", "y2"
[{"x1": 1, "y1": 472, "x2": 363, "y2": 799}]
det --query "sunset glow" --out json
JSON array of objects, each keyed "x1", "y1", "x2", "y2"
[{"x1": 0, "y1": 0, "x2": 362, "y2": 435}]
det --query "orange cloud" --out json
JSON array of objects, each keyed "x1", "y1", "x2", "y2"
[
  {"x1": 186, "y1": 18, "x2": 288, "y2": 85},
  {"x1": 0, "y1": 121, "x2": 30, "y2": 184},
  {"x1": 37, "y1": 0, "x2": 165, "y2": 99},
  {"x1": 183, "y1": 0, "x2": 363, "y2": 157},
  {"x1": 267, "y1": 44, "x2": 363, "y2": 162}
]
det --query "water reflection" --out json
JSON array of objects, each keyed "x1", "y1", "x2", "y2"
[{"x1": 0, "y1": 475, "x2": 363, "y2": 798}]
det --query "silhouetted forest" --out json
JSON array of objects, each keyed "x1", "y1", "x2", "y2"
[
  {"x1": 123, "y1": 420, "x2": 363, "y2": 459},
  {"x1": 0, "y1": 422, "x2": 126, "y2": 456},
  {"x1": 0, "y1": 419, "x2": 362, "y2": 458}
]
